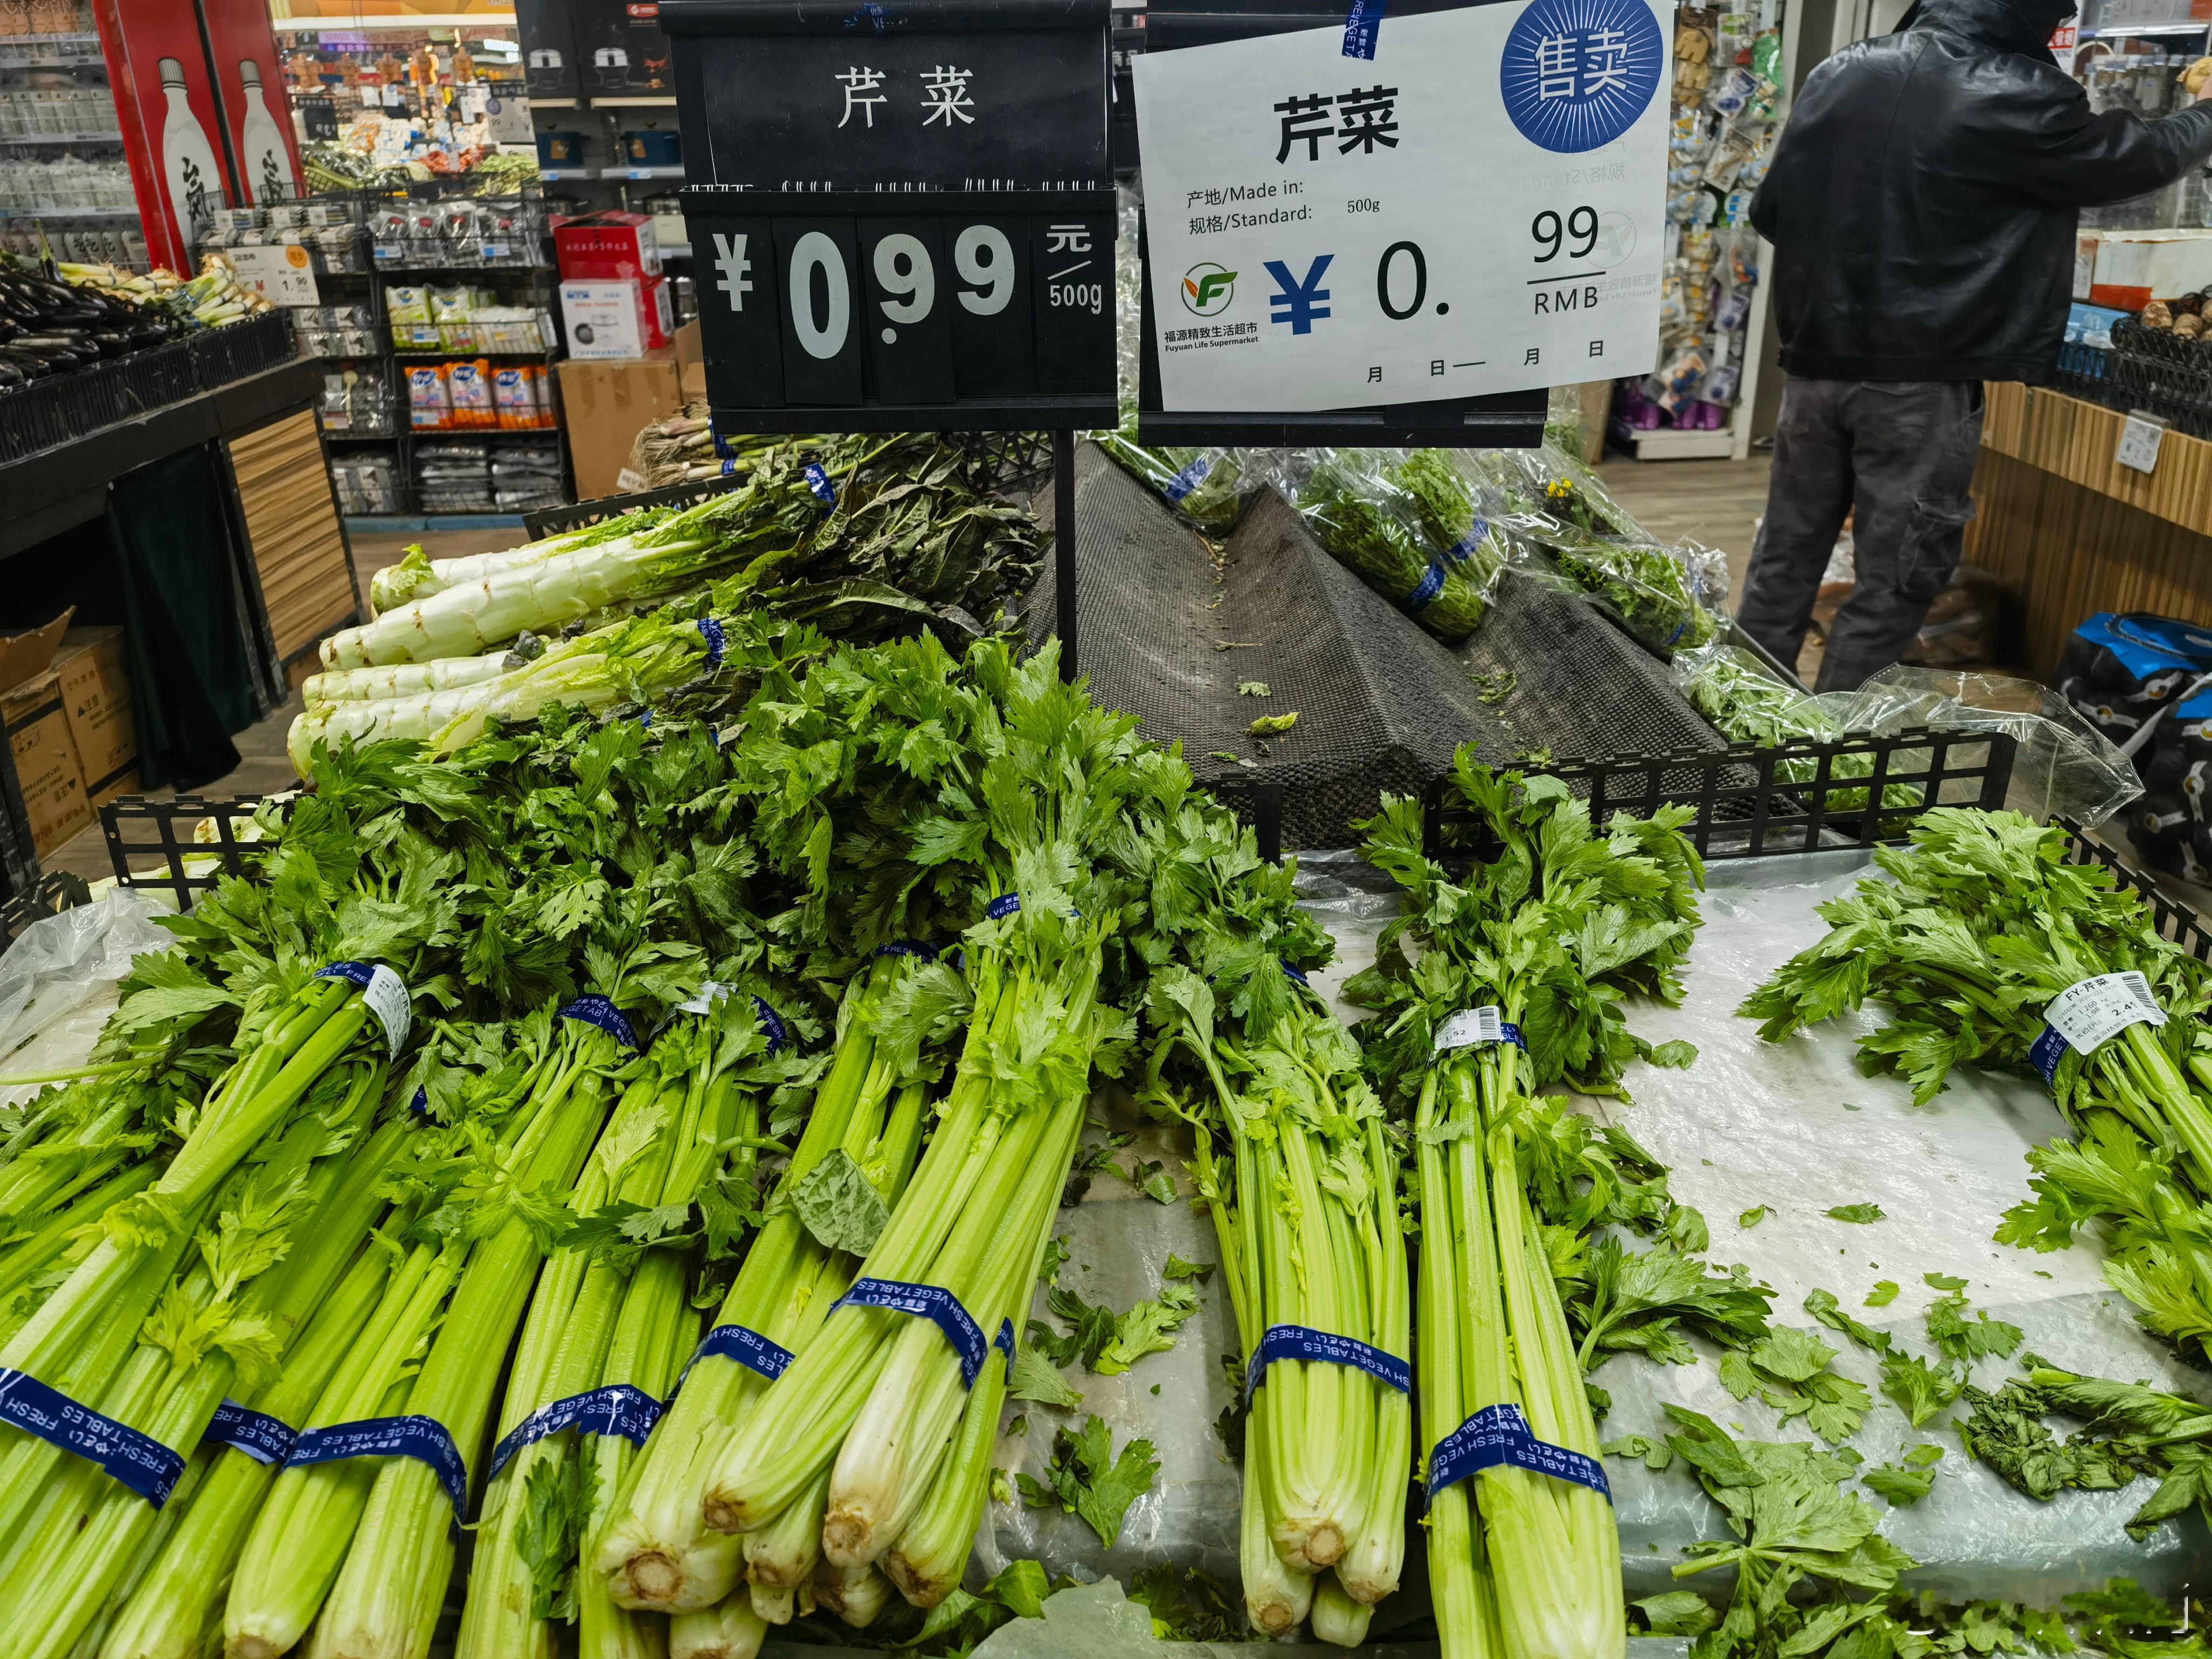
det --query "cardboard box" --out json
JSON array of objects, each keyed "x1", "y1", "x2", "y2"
[
  {"x1": 2074, "y1": 228, "x2": 2212, "y2": 310},
  {"x1": 674, "y1": 317, "x2": 705, "y2": 402},
  {"x1": 0, "y1": 670, "x2": 90, "y2": 858},
  {"x1": 556, "y1": 350, "x2": 687, "y2": 500},
  {"x1": 51, "y1": 626, "x2": 137, "y2": 794},
  {"x1": 0, "y1": 608, "x2": 75, "y2": 696},
  {"x1": 554, "y1": 211, "x2": 663, "y2": 281},
  {"x1": 560, "y1": 276, "x2": 673, "y2": 359}
]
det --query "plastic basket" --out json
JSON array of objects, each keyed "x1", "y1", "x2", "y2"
[
  {"x1": 2053, "y1": 340, "x2": 2123, "y2": 412},
  {"x1": 2059, "y1": 814, "x2": 2212, "y2": 963},
  {"x1": 1422, "y1": 726, "x2": 2019, "y2": 864},
  {"x1": 97, "y1": 795, "x2": 277, "y2": 913},
  {"x1": 2109, "y1": 317, "x2": 2212, "y2": 439}
]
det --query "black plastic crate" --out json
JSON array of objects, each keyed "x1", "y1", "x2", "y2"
[
  {"x1": 1424, "y1": 726, "x2": 2017, "y2": 863},
  {"x1": 2059, "y1": 814, "x2": 2212, "y2": 963},
  {"x1": 98, "y1": 795, "x2": 278, "y2": 912},
  {"x1": 0, "y1": 331, "x2": 201, "y2": 464},
  {"x1": 2053, "y1": 340, "x2": 2125, "y2": 412},
  {"x1": 523, "y1": 472, "x2": 747, "y2": 538},
  {"x1": 2109, "y1": 317, "x2": 2212, "y2": 439},
  {"x1": 187, "y1": 307, "x2": 295, "y2": 390}
]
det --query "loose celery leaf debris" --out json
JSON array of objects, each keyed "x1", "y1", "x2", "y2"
[
  {"x1": 1016, "y1": 1414, "x2": 1160, "y2": 1547},
  {"x1": 1094, "y1": 1281, "x2": 1201, "y2": 1376},
  {"x1": 1008, "y1": 1346, "x2": 1084, "y2": 1410},
  {"x1": 1865, "y1": 1280, "x2": 1900, "y2": 1307},
  {"x1": 787, "y1": 1146, "x2": 888, "y2": 1256},
  {"x1": 1827, "y1": 1203, "x2": 1886, "y2": 1224},
  {"x1": 1862, "y1": 1444, "x2": 1944, "y2": 1506}
]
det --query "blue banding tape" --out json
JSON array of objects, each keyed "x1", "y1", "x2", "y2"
[
  {"x1": 1444, "y1": 518, "x2": 1488, "y2": 565},
  {"x1": 559, "y1": 994, "x2": 640, "y2": 1052},
  {"x1": 805, "y1": 462, "x2": 837, "y2": 508},
  {"x1": 1404, "y1": 561, "x2": 1446, "y2": 614},
  {"x1": 1426, "y1": 1402, "x2": 1611, "y2": 1509},
  {"x1": 712, "y1": 428, "x2": 732, "y2": 458},
  {"x1": 986, "y1": 893, "x2": 1021, "y2": 920},
  {"x1": 488, "y1": 1384, "x2": 664, "y2": 1482},
  {"x1": 994, "y1": 1318, "x2": 1015, "y2": 1366},
  {"x1": 752, "y1": 995, "x2": 788, "y2": 1055},
  {"x1": 1499, "y1": 1022, "x2": 1527, "y2": 1051},
  {"x1": 204, "y1": 1399, "x2": 300, "y2": 1466},
  {"x1": 833, "y1": 1277, "x2": 997, "y2": 1388},
  {"x1": 874, "y1": 940, "x2": 939, "y2": 962},
  {"x1": 409, "y1": 1085, "x2": 431, "y2": 1119},
  {"x1": 2031, "y1": 1024, "x2": 2069, "y2": 1085},
  {"x1": 698, "y1": 616, "x2": 726, "y2": 670},
  {"x1": 692, "y1": 1323, "x2": 796, "y2": 1384},
  {"x1": 1342, "y1": 0, "x2": 1386, "y2": 58},
  {"x1": 1164, "y1": 456, "x2": 1210, "y2": 503},
  {"x1": 0, "y1": 1366, "x2": 186, "y2": 1506},
  {"x1": 1245, "y1": 1324, "x2": 1410, "y2": 1407},
  {"x1": 315, "y1": 960, "x2": 374, "y2": 989},
  {"x1": 285, "y1": 1414, "x2": 470, "y2": 1525},
  {"x1": 1281, "y1": 961, "x2": 1310, "y2": 987}
]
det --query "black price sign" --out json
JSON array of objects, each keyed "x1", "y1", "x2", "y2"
[
  {"x1": 665, "y1": 0, "x2": 1115, "y2": 431},
  {"x1": 687, "y1": 189, "x2": 1117, "y2": 431}
]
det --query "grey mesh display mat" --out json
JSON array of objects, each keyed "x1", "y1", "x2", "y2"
[
  {"x1": 1024, "y1": 443, "x2": 1732, "y2": 849},
  {"x1": 1455, "y1": 567, "x2": 1729, "y2": 763},
  {"x1": 1026, "y1": 444, "x2": 1518, "y2": 848}
]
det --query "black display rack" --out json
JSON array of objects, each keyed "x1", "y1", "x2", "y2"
[
  {"x1": 1422, "y1": 726, "x2": 2019, "y2": 865},
  {"x1": 97, "y1": 794, "x2": 276, "y2": 913}
]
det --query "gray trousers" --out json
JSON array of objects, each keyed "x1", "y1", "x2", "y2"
[{"x1": 1737, "y1": 378, "x2": 1985, "y2": 693}]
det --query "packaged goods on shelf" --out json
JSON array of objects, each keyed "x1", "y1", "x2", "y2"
[
  {"x1": 385, "y1": 282, "x2": 549, "y2": 354},
  {"x1": 413, "y1": 438, "x2": 493, "y2": 511},
  {"x1": 369, "y1": 194, "x2": 547, "y2": 271},
  {"x1": 329, "y1": 451, "x2": 403, "y2": 514},
  {"x1": 319, "y1": 367, "x2": 395, "y2": 436},
  {"x1": 490, "y1": 437, "x2": 565, "y2": 510},
  {"x1": 298, "y1": 303, "x2": 381, "y2": 359}
]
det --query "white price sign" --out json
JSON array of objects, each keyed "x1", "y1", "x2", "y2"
[
  {"x1": 227, "y1": 242, "x2": 319, "y2": 306},
  {"x1": 2117, "y1": 412, "x2": 2165, "y2": 475},
  {"x1": 1131, "y1": 0, "x2": 1669, "y2": 412}
]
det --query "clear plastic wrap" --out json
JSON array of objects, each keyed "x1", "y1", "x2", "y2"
[
  {"x1": 0, "y1": 889, "x2": 171, "y2": 1112},
  {"x1": 1092, "y1": 434, "x2": 1249, "y2": 535},
  {"x1": 1820, "y1": 666, "x2": 2143, "y2": 829},
  {"x1": 1292, "y1": 449, "x2": 1502, "y2": 641}
]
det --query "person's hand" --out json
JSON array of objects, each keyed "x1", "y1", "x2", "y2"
[{"x1": 2184, "y1": 56, "x2": 2212, "y2": 97}]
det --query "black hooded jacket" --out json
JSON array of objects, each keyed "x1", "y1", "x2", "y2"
[{"x1": 1749, "y1": 0, "x2": 2212, "y2": 382}]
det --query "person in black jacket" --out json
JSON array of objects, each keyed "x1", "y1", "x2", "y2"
[{"x1": 1736, "y1": 0, "x2": 2212, "y2": 691}]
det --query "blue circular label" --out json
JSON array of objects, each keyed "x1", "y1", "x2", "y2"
[{"x1": 1500, "y1": 0, "x2": 1664, "y2": 154}]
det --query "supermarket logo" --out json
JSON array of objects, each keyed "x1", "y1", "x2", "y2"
[{"x1": 1181, "y1": 263, "x2": 1237, "y2": 316}]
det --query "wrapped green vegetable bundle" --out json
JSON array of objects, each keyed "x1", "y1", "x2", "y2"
[
  {"x1": 1349, "y1": 760, "x2": 1706, "y2": 1659},
  {"x1": 1296, "y1": 450, "x2": 1500, "y2": 641},
  {"x1": 1096, "y1": 431, "x2": 1246, "y2": 534}
]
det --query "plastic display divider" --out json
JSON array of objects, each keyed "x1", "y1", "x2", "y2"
[
  {"x1": 1423, "y1": 726, "x2": 2018, "y2": 864},
  {"x1": 98, "y1": 794, "x2": 276, "y2": 913}
]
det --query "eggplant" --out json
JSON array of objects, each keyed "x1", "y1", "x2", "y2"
[{"x1": 0, "y1": 360, "x2": 24, "y2": 391}]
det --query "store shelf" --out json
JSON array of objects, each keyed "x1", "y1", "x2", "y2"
[
  {"x1": 0, "y1": 205, "x2": 137, "y2": 221},
  {"x1": 1614, "y1": 426, "x2": 1738, "y2": 461},
  {"x1": 274, "y1": 14, "x2": 519, "y2": 29},
  {"x1": 344, "y1": 512, "x2": 530, "y2": 532},
  {"x1": 536, "y1": 167, "x2": 590, "y2": 182},
  {"x1": 394, "y1": 349, "x2": 557, "y2": 361},
  {"x1": 0, "y1": 131, "x2": 123, "y2": 145},
  {"x1": 1, "y1": 356, "x2": 321, "y2": 560},
  {"x1": 593, "y1": 96, "x2": 677, "y2": 107},
  {"x1": 601, "y1": 166, "x2": 684, "y2": 180},
  {"x1": 529, "y1": 97, "x2": 583, "y2": 109},
  {"x1": 660, "y1": 243, "x2": 692, "y2": 259}
]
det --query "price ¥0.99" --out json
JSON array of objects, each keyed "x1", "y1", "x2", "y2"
[{"x1": 785, "y1": 225, "x2": 1019, "y2": 358}]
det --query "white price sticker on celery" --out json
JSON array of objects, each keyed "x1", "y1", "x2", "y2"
[
  {"x1": 361, "y1": 966, "x2": 412, "y2": 1060},
  {"x1": 679, "y1": 981, "x2": 735, "y2": 1016},
  {"x1": 1435, "y1": 1006, "x2": 1508, "y2": 1054},
  {"x1": 2044, "y1": 970, "x2": 2166, "y2": 1055}
]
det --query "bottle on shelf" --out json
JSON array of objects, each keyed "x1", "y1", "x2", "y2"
[
  {"x1": 157, "y1": 55, "x2": 225, "y2": 246},
  {"x1": 237, "y1": 59, "x2": 298, "y2": 205}
]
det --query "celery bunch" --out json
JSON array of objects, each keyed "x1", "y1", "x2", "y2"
[{"x1": 1350, "y1": 759, "x2": 1707, "y2": 1659}]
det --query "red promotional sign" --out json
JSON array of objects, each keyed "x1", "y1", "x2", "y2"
[
  {"x1": 94, "y1": 0, "x2": 236, "y2": 271},
  {"x1": 199, "y1": 0, "x2": 306, "y2": 207}
]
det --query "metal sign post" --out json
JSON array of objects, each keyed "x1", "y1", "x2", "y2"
[{"x1": 662, "y1": 0, "x2": 1118, "y2": 677}]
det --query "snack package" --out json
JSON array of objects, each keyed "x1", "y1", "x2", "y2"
[
  {"x1": 408, "y1": 363, "x2": 451, "y2": 430},
  {"x1": 447, "y1": 358, "x2": 495, "y2": 428},
  {"x1": 493, "y1": 365, "x2": 534, "y2": 429}
]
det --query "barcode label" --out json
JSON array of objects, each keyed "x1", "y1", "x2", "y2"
[
  {"x1": 2044, "y1": 970, "x2": 2166, "y2": 1056},
  {"x1": 1434, "y1": 1006, "x2": 1506, "y2": 1054}
]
